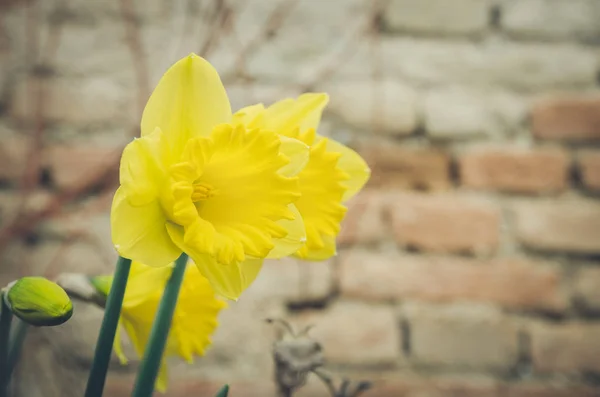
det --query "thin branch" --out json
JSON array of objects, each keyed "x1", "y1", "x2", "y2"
[{"x1": 120, "y1": 0, "x2": 150, "y2": 127}]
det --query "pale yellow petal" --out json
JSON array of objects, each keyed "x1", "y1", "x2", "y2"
[
  {"x1": 278, "y1": 136, "x2": 309, "y2": 177},
  {"x1": 323, "y1": 138, "x2": 371, "y2": 201},
  {"x1": 111, "y1": 187, "x2": 181, "y2": 267},
  {"x1": 264, "y1": 93, "x2": 329, "y2": 136},
  {"x1": 141, "y1": 54, "x2": 232, "y2": 157},
  {"x1": 240, "y1": 258, "x2": 264, "y2": 289},
  {"x1": 267, "y1": 204, "x2": 306, "y2": 259}
]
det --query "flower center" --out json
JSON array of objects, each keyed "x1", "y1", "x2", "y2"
[{"x1": 191, "y1": 181, "x2": 217, "y2": 202}]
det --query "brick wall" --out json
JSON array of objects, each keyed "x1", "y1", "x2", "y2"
[{"x1": 1, "y1": 0, "x2": 600, "y2": 396}]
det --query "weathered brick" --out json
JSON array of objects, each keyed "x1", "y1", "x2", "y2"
[
  {"x1": 513, "y1": 199, "x2": 600, "y2": 255},
  {"x1": 573, "y1": 266, "x2": 600, "y2": 312},
  {"x1": 11, "y1": 76, "x2": 129, "y2": 125},
  {"x1": 531, "y1": 96, "x2": 600, "y2": 141},
  {"x1": 293, "y1": 301, "x2": 400, "y2": 365},
  {"x1": 0, "y1": 125, "x2": 27, "y2": 182},
  {"x1": 388, "y1": 193, "x2": 500, "y2": 256},
  {"x1": 340, "y1": 251, "x2": 566, "y2": 311},
  {"x1": 338, "y1": 190, "x2": 389, "y2": 246},
  {"x1": 402, "y1": 303, "x2": 519, "y2": 370},
  {"x1": 459, "y1": 147, "x2": 569, "y2": 194},
  {"x1": 578, "y1": 150, "x2": 600, "y2": 191},
  {"x1": 244, "y1": 0, "x2": 372, "y2": 82},
  {"x1": 325, "y1": 80, "x2": 418, "y2": 136},
  {"x1": 530, "y1": 322, "x2": 600, "y2": 374},
  {"x1": 502, "y1": 0, "x2": 600, "y2": 42},
  {"x1": 245, "y1": 257, "x2": 335, "y2": 304},
  {"x1": 358, "y1": 144, "x2": 451, "y2": 191},
  {"x1": 382, "y1": 38, "x2": 598, "y2": 91},
  {"x1": 384, "y1": 0, "x2": 491, "y2": 36},
  {"x1": 194, "y1": 298, "x2": 285, "y2": 379},
  {"x1": 424, "y1": 87, "x2": 527, "y2": 139},
  {"x1": 44, "y1": 145, "x2": 121, "y2": 190}
]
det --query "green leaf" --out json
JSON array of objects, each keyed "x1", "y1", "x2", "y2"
[{"x1": 215, "y1": 384, "x2": 229, "y2": 397}]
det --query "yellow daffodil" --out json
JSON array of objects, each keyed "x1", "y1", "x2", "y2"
[
  {"x1": 233, "y1": 94, "x2": 371, "y2": 260},
  {"x1": 111, "y1": 54, "x2": 310, "y2": 299},
  {"x1": 105, "y1": 261, "x2": 226, "y2": 393}
]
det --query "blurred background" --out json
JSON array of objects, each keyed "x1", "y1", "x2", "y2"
[{"x1": 1, "y1": 0, "x2": 600, "y2": 396}]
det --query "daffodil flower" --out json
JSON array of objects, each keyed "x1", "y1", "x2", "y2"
[
  {"x1": 107, "y1": 261, "x2": 226, "y2": 393},
  {"x1": 233, "y1": 94, "x2": 371, "y2": 260},
  {"x1": 111, "y1": 54, "x2": 309, "y2": 299}
]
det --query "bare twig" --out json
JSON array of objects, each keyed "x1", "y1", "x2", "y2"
[
  {"x1": 233, "y1": 0, "x2": 300, "y2": 80},
  {"x1": 120, "y1": 0, "x2": 150, "y2": 126}
]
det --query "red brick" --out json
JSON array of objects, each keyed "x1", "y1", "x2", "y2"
[
  {"x1": 402, "y1": 303, "x2": 519, "y2": 370},
  {"x1": 573, "y1": 266, "x2": 600, "y2": 312},
  {"x1": 388, "y1": 193, "x2": 500, "y2": 256},
  {"x1": 43, "y1": 145, "x2": 121, "y2": 190},
  {"x1": 359, "y1": 144, "x2": 451, "y2": 191},
  {"x1": 532, "y1": 96, "x2": 600, "y2": 141},
  {"x1": 505, "y1": 384, "x2": 600, "y2": 397},
  {"x1": 513, "y1": 199, "x2": 600, "y2": 255},
  {"x1": 459, "y1": 147, "x2": 568, "y2": 194},
  {"x1": 293, "y1": 301, "x2": 400, "y2": 365},
  {"x1": 338, "y1": 190, "x2": 388, "y2": 246},
  {"x1": 578, "y1": 150, "x2": 600, "y2": 191},
  {"x1": 105, "y1": 377, "x2": 276, "y2": 397},
  {"x1": 340, "y1": 251, "x2": 566, "y2": 311},
  {"x1": 530, "y1": 322, "x2": 600, "y2": 374}
]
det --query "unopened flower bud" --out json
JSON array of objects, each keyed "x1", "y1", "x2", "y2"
[{"x1": 4, "y1": 277, "x2": 73, "y2": 326}]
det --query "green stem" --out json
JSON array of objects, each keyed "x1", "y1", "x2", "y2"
[
  {"x1": 0, "y1": 292, "x2": 13, "y2": 397},
  {"x1": 7, "y1": 320, "x2": 28, "y2": 378},
  {"x1": 85, "y1": 256, "x2": 132, "y2": 397},
  {"x1": 131, "y1": 253, "x2": 188, "y2": 397}
]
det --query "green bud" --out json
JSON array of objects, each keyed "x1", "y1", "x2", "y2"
[
  {"x1": 89, "y1": 275, "x2": 112, "y2": 299},
  {"x1": 4, "y1": 277, "x2": 73, "y2": 326}
]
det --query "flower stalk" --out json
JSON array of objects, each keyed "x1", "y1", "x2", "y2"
[
  {"x1": 131, "y1": 253, "x2": 189, "y2": 397},
  {"x1": 84, "y1": 256, "x2": 132, "y2": 397},
  {"x1": 0, "y1": 293, "x2": 13, "y2": 397}
]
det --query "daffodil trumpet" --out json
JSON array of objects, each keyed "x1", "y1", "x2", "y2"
[{"x1": 84, "y1": 256, "x2": 132, "y2": 397}]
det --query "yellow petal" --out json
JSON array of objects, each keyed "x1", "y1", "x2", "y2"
[
  {"x1": 123, "y1": 262, "x2": 172, "y2": 308},
  {"x1": 113, "y1": 321, "x2": 129, "y2": 365},
  {"x1": 268, "y1": 204, "x2": 306, "y2": 259},
  {"x1": 322, "y1": 138, "x2": 371, "y2": 201},
  {"x1": 166, "y1": 223, "x2": 245, "y2": 300},
  {"x1": 278, "y1": 136, "x2": 309, "y2": 177},
  {"x1": 232, "y1": 103, "x2": 265, "y2": 128},
  {"x1": 119, "y1": 128, "x2": 170, "y2": 207},
  {"x1": 293, "y1": 139, "x2": 347, "y2": 259},
  {"x1": 155, "y1": 364, "x2": 169, "y2": 393},
  {"x1": 295, "y1": 234, "x2": 336, "y2": 261},
  {"x1": 111, "y1": 187, "x2": 181, "y2": 267},
  {"x1": 141, "y1": 54, "x2": 232, "y2": 157},
  {"x1": 263, "y1": 93, "x2": 329, "y2": 136}
]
